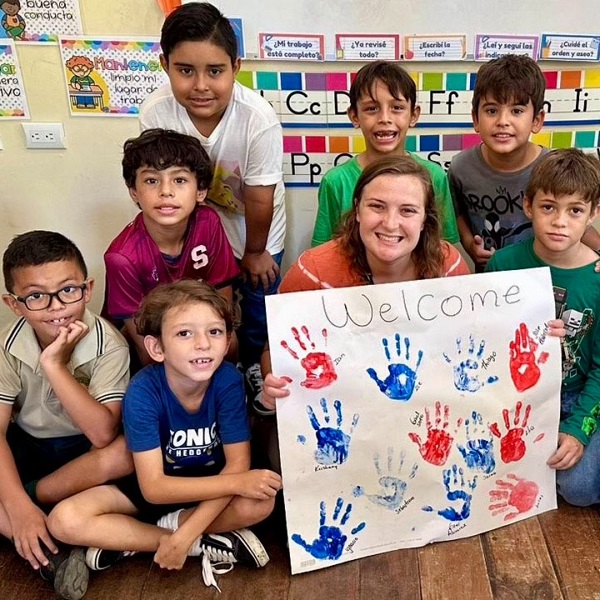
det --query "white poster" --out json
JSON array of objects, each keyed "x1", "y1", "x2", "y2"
[{"x1": 266, "y1": 267, "x2": 561, "y2": 574}]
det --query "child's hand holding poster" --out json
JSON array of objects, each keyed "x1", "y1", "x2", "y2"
[{"x1": 266, "y1": 267, "x2": 561, "y2": 574}]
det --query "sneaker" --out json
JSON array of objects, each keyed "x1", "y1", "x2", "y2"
[
  {"x1": 252, "y1": 391, "x2": 276, "y2": 417},
  {"x1": 40, "y1": 547, "x2": 89, "y2": 600},
  {"x1": 201, "y1": 529, "x2": 269, "y2": 568},
  {"x1": 85, "y1": 547, "x2": 136, "y2": 571},
  {"x1": 245, "y1": 364, "x2": 275, "y2": 417},
  {"x1": 199, "y1": 553, "x2": 233, "y2": 592}
]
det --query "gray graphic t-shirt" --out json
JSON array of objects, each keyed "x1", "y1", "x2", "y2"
[{"x1": 448, "y1": 144, "x2": 548, "y2": 251}]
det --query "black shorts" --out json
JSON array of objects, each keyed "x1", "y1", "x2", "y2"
[
  {"x1": 113, "y1": 467, "x2": 222, "y2": 524},
  {"x1": 7, "y1": 422, "x2": 91, "y2": 485}
]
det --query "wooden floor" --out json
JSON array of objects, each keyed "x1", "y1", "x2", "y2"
[{"x1": 2, "y1": 500, "x2": 600, "y2": 600}]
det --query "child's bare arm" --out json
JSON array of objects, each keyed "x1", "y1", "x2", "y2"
[
  {"x1": 154, "y1": 441, "x2": 248, "y2": 569},
  {"x1": 215, "y1": 285, "x2": 239, "y2": 362},
  {"x1": 135, "y1": 442, "x2": 280, "y2": 505},
  {"x1": 0, "y1": 405, "x2": 58, "y2": 569},
  {"x1": 241, "y1": 184, "x2": 279, "y2": 290},
  {"x1": 153, "y1": 441, "x2": 281, "y2": 570},
  {"x1": 261, "y1": 344, "x2": 291, "y2": 410},
  {"x1": 40, "y1": 321, "x2": 123, "y2": 447},
  {"x1": 581, "y1": 224, "x2": 600, "y2": 252},
  {"x1": 124, "y1": 318, "x2": 153, "y2": 366}
]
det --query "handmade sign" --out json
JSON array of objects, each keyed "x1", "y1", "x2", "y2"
[{"x1": 266, "y1": 267, "x2": 561, "y2": 574}]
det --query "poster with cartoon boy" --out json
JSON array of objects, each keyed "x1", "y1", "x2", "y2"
[
  {"x1": 1, "y1": 0, "x2": 25, "y2": 40},
  {"x1": 66, "y1": 55, "x2": 105, "y2": 110}
]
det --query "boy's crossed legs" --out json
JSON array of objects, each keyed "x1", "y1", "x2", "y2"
[
  {"x1": 48, "y1": 481, "x2": 275, "y2": 589},
  {"x1": 0, "y1": 427, "x2": 133, "y2": 599},
  {"x1": 34, "y1": 434, "x2": 134, "y2": 505}
]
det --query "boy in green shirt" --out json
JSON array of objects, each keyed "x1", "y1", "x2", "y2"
[
  {"x1": 486, "y1": 149, "x2": 600, "y2": 506},
  {"x1": 311, "y1": 60, "x2": 459, "y2": 247}
]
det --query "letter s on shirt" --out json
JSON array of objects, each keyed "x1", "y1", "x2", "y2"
[{"x1": 191, "y1": 245, "x2": 208, "y2": 269}]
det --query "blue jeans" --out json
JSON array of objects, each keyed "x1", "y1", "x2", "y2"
[
  {"x1": 236, "y1": 250, "x2": 283, "y2": 367},
  {"x1": 556, "y1": 390, "x2": 600, "y2": 506}
]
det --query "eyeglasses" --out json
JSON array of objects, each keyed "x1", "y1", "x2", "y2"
[{"x1": 11, "y1": 283, "x2": 88, "y2": 311}]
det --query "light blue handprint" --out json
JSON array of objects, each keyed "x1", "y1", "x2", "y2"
[
  {"x1": 367, "y1": 334, "x2": 423, "y2": 401},
  {"x1": 291, "y1": 497, "x2": 366, "y2": 560},
  {"x1": 422, "y1": 464, "x2": 478, "y2": 522},
  {"x1": 353, "y1": 447, "x2": 418, "y2": 511},
  {"x1": 443, "y1": 335, "x2": 499, "y2": 392},
  {"x1": 457, "y1": 411, "x2": 496, "y2": 475},
  {"x1": 306, "y1": 398, "x2": 359, "y2": 465}
]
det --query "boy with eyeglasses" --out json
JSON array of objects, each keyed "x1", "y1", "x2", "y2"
[{"x1": 0, "y1": 230, "x2": 131, "y2": 600}]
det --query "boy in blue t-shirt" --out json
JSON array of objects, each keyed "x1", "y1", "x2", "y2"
[
  {"x1": 48, "y1": 281, "x2": 282, "y2": 590},
  {"x1": 486, "y1": 149, "x2": 600, "y2": 506}
]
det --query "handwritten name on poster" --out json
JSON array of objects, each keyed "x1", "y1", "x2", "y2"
[
  {"x1": 267, "y1": 268, "x2": 560, "y2": 574},
  {"x1": 0, "y1": 41, "x2": 28, "y2": 118},
  {"x1": 474, "y1": 34, "x2": 539, "y2": 61},
  {"x1": 1, "y1": 0, "x2": 82, "y2": 43},
  {"x1": 59, "y1": 38, "x2": 168, "y2": 116}
]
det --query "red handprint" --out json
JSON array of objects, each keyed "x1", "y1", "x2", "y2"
[
  {"x1": 489, "y1": 401, "x2": 531, "y2": 463},
  {"x1": 509, "y1": 323, "x2": 549, "y2": 392},
  {"x1": 281, "y1": 326, "x2": 337, "y2": 390},
  {"x1": 409, "y1": 402, "x2": 459, "y2": 466},
  {"x1": 488, "y1": 474, "x2": 539, "y2": 521}
]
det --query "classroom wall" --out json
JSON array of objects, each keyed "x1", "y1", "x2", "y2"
[
  {"x1": 0, "y1": 1, "x2": 598, "y2": 329},
  {"x1": 0, "y1": 2, "x2": 331, "y2": 328}
]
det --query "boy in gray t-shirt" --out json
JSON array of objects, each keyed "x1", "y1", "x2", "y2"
[{"x1": 449, "y1": 54, "x2": 600, "y2": 271}]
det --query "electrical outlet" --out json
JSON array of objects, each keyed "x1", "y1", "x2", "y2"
[{"x1": 22, "y1": 123, "x2": 67, "y2": 149}]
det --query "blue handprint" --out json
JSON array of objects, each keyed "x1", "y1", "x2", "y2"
[
  {"x1": 457, "y1": 411, "x2": 496, "y2": 475},
  {"x1": 306, "y1": 398, "x2": 359, "y2": 465},
  {"x1": 443, "y1": 335, "x2": 499, "y2": 392},
  {"x1": 353, "y1": 447, "x2": 418, "y2": 511},
  {"x1": 367, "y1": 333, "x2": 423, "y2": 401},
  {"x1": 291, "y1": 497, "x2": 366, "y2": 560},
  {"x1": 422, "y1": 464, "x2": 478, "y2": 522}
]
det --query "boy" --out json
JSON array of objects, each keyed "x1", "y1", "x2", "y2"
[
  {"x1": 49, "y1": 281, "x2": 282, "y2": 590},
  {"x1": 0, "y1": 231, "x2": 131, "y2": 599},
  {"x1": 104, "y1": 128, "x2": 239, "y2": 368},
  {"x1": 139, "y1": 2, "x2": 286, "y2": 405},
  {"x1": 311, "y1": 60, "x2": 459, "y2": 248},
  {"x1": 486, "y1": 149, "x2": 600, "y2": 506},
  {"x1": 449, "y1": 54, "x2": 600, "y2": 271}
]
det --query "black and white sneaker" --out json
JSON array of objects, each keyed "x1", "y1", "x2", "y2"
[
  {"x1": 40, "y1": 547, "x2": 89, "y2": 600},
  {"x1": 245, "y1": 363, "x2": 274, "y2": 417},
  {"x1": 201, "y1": 529, "x2": 269, "y2": 568},
  {"x1": 85, "y1": 547, "x2": 136, "y2": 571}
]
